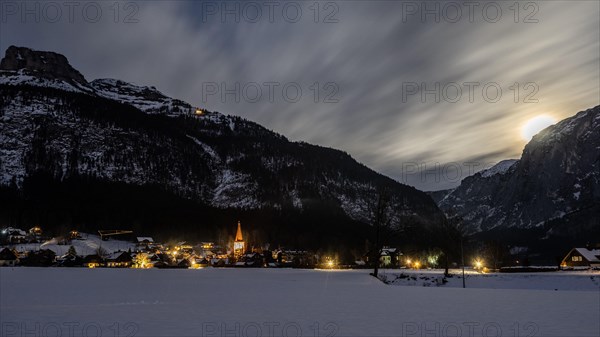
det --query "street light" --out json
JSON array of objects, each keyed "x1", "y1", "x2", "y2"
[{"x1": 475, "y1": 259, "x2": 483, "y2": 269}]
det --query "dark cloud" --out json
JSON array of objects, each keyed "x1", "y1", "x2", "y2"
[{"x1": 2, "y1": 0, "x2": 598, "y2": 191}]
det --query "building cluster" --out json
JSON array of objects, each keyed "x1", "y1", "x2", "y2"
[
  {"x1": 0, "y1": 222, "x2": 328, "y2": 269},
  {"x1": 2, "y1": 222, "x2": 599, "y2": 271},
  {"x1": 1, "y1": 226, "x2": 46, "y2": 244}
]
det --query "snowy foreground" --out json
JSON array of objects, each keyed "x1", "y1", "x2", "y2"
[
  {"x1": 379, "y1": 269, "x2": 600, "y2": 291},
  {"x1": 1, "y1": 269, "x2": 598, "y2": 337}
]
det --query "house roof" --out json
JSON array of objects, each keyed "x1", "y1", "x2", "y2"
[
  {"x1": 83, "y1": 254, "x2": 103, "y2": 263},
  {"x1": 6, "y1": 227, "x2": 26, "y2": 236},
  {"x1": 136, "y1": 237, "x2": 154, "y2": 243},
  {"x1": 0, "y1": 248, "x2": 18, "y2": 260},
  {"x1": 573, "y1": 248, "x2": 600, "y2": 262},
  {"x1": 106, "y1": 251, "x2": 132, "y2": 262}
]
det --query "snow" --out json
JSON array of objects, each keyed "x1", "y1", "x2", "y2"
[
  {"x1": 0, "y1": 70, "x2": 94, "y2": 94},
  {"x1": 211, "y1": 169, "x2": 261, "y2": 209},
  {"x1": 380, "y1": 269, "x2": 600, "y2": 290},
  {"x1": 0, "y1": 269, "x2": 598, "y2": 337},
  {"x1": 136, "y1": 237, "x2": 154, "y2": 243},
  {"x1": 572, "y1": 248, "x2": 600, "y2": 263},
  {"x1": 90, "y1": 78, "x2": 192, "y2": 115},
  {"x1": 3, "y1": 234, "x2": 135, "y2": 257},
  {"x1": 186, "y1": 135, "x2": 220, "y2": 161},
  {"x1": 480, "y1": 159, "x2": 518, "y2": 178}
]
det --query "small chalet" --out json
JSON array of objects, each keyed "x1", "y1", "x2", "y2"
[
  {"x1": 561, "y1": 247, "x2": 600, "y2": 268},
  {"x1": 106, "y1": 252, "x2": 133, "y2": 268},
  {"x1": 19, "y1": 249, "x2": 56, "y2": 267},
  {"x1": 0, "y1": 248, "x2": 18, "y2": 266},
  {"x1": 58, "y1": 254, "x2": 84, "y2": 267},
  {"x1": 5, "y1": 227, "x2": 27, "y2": 243},
  {"x1": 380, "y1": 247, "x2": 402, "y2": 267},
  {"x1": 84, "y1": 254, "x2": 104, "y2": 268},
  {"x1": 136, "y1": 237, "x2": 155, "y2": 250},
  {"x1": 196, "y1": 258, "x2": 210, "y2": 268},
  {"x1": 177, "y1": 258, "x2": 191, "y2": 268}
]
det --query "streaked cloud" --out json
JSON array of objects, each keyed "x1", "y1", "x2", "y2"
[{"x1": 1, "y1": 0, "x2": 598, "y2": 190}]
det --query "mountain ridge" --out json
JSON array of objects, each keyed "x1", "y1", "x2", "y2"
[
  {"x1": 433, "y1": 106, "x2": 600, "y2": 239},
  {"x1": 0, "y1": 46, "x2": 445, "y2": 247}
]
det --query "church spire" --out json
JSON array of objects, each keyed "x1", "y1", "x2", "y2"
[
  {"x1": 233, "y1": 221, "x2": 245, "y2": 258},
  {"x1": 235, "y1": 221, "x2": 243, "y2": 242}
]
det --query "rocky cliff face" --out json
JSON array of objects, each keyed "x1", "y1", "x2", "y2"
[
  {"x1": 433, "y1": 106, "x2": 600, "y2": 238},
  {"x1": 0, "y1": 46, "x2": 87, "y2": 85},
  {"x1": 0, "y1": 46, "x2": 445, "y2": 239}
]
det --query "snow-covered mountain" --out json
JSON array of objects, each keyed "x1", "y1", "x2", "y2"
[
  {"x1": 479, "y1": 159, "x2": 518, "y2": 178},
  {"x1": 431, "y1": 106, "x2": 600, "y2": 238},
  {"x1": 90, "y1": 79, "x2": 193, "y2": 115},
  {"x1": 0, "y1": 46, "x2": 444, "y2": 242}
]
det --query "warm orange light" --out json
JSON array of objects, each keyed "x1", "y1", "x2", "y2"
[{"x1": 474, "y1": 259, "x2": 485, "y2": 272}]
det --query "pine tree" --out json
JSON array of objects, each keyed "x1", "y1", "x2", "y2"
[{"x1": 67, "y1": 245, "x2": 77, "y2": 257}]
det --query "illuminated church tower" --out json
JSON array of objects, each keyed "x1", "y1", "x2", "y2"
[{"x1": 233, "y1": 221, "x2": 245, "y2": 258}]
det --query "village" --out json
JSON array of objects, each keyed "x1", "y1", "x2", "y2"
[
  {"x1": 1, "y1": 222, "x2": 599, "y2": 272},
  {"x1": 0, "y1": 222, "x2": 344, "y2": 269}
]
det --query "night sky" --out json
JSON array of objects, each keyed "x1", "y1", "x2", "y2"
[{"x1": 2, "y1": 0, "x2": 599, "y2": 190}]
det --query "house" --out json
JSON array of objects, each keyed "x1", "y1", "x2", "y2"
[
  {"x1": 175, "y1": 241, "x2": 194, "y2": 254},
  {"x1": 275, "y1": 249, "x2": 314, "y2": 267},
  {"x1": 197, "y1": 258, "x2": 210, "y2": 268},
  {"x1": 106, "y1": 252, "x2": 133, "y2": 268},
  {"x1": 380, "y1": 247, "x2": 402, "y2": 267},
  {"x1": 58, "y1": 254, "x2": 84, "y2": 267},
  {"x1": 25, "y1": 226, "x2": 44, "y2": 243},
  {"x1": 136, "y1": 237, "x2": 155, "y2": 250},
  {"x1": 364, "y1": 246, "x2": 402, "y2": 268},
  {"x1": 177, "y1": 258, "x2": 191, "y2": 268},
  {"x1": 232, "y1": 253, "x2": 262, "y2": 267},
  {"x1": 211, "y1": 257, "x2": 227, "y2": 267},
  {"x1": 19, "y1": 249, "x2": 56, "y2": 267},
  {"x1": 83, "y1": 254, "x2": 104, "y2": 268},
  {"x1": 69, "y1": 230, "x2": 82, "y2": 240},
  {"x1": 561, "y1": 247, "x2": 600, "y2": 268},
  {"x1": 2, "y1": 227, "x2": 27, "y2": 243},
  {"x1": 0, "y1": 248, "x2": 18, "y2": 266}
]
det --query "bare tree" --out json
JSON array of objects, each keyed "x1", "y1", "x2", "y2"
[
  {"x1": 370, "y1": 187, "x2": 391, "y2": 278},
  {"x1": 96, "y1": 246, "x2": 108, "y2": 258},
  {"x1": 435, "y1": 211, "x2": 466, "y2": 277}
]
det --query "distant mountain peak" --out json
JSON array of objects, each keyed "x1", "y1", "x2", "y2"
[
  {"x1": 0, "y1": 46, "x2": 87, "y2": 85},
  {"x1": 434, "y1": 106, "x2": 600, "y2": 238},
  {"x1": 479, "y1": 159, "x2": 518, "y2": 178},
  {"x1": 0, "y1": 47, "x2": 197, "y2": 116},
  {"x1": 0, "y1": 46, "x2": 445, "y2": 239}
]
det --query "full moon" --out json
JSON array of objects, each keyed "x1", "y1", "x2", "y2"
[{"x1": 521, "y1": 115, "x2": 556, "y2": 141}]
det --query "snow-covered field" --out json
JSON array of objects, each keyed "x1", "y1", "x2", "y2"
[
  {"x1": 379, "y1": 269, "x2": 600, "y2": 291},
  {"x1": 1, "y1": 268, "x2": 598, "y2": 337}
]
